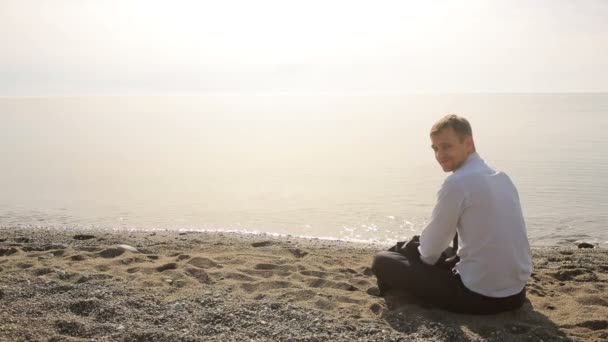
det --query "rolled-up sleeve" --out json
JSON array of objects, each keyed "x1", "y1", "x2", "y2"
[{"x1": 418, "y1": 177, "x2": 465, "y2": 265}]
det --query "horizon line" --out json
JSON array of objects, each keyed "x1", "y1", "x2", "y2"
[{"x1": 2, "y1": 91, "x2": 608, "y2": 98}]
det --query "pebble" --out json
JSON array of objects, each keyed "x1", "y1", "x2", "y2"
[{"x1": 116, "y1": 244, "x2": 138, "y2": 252}]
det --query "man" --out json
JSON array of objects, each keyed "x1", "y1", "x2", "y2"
[{"x1": 371, "y1": 114, "x2": 532, "y2": 314}]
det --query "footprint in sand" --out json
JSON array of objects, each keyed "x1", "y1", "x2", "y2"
[
  {"x1": 573, "y1": 320, "x2": 608, "y2": 331},
  {"x1": 185, "y1": 267, "x2": 212, "y2": 284},
  {"x1": 187, "y1": 257, "x2": 222, "y2": 269},
  {"x1": 337, "y1": 267, "x2": 359, "y2": 275},
  {"x1": 76, "y1": 274, "x2": 114, "y2": 284},
  {"x1": 0, "y1": 247, "x2": 19, "y2": 256},
  {"x1": 369, "y1": 303, "x2": 383, "y2": 314},
  {"x1": 254, "y1": 263, "x2": 297, "y2": 272},
  {"x1": 237, "y1": 263, "x2": 294, "y2": 279},
  {"x1": 72, "y1": 234, "x2": 96, "y2": 240},
  {"x1": 56, "y1": 271, "x2": 81, "y2": 281},
  {"x1": 69, "y1": 299, "x2": 101, "y2": 316},
  {"x1": 69, "y1": 254, "x2": 88, "y2": 261},
  {"x1": 118, "y1": 256, "x2": 147, "y2": 265},
  {"x1": 126, "y1": 267, "x2": 141, "y2": 274},
  {"x1": 551, "y1": 268, "x2": 599, "y2": 282},
  {"x1": 351, "y1": 279, "x2": 373, "y2": 288},
  {"x1": 277, "y1": 289, "x2": 317, "y2": 302},
  {"x1": 300, "y1": 270, "x2": 330, "y2": 278},
  {"x1": 361, "y1": 266, "x2": 374, "y2": 277},
  {"x1": 32, "y1": 267, "x2": 55, "y2": 276},
  {"x1": 576, "y1": 295, "x2": 608, "y2": 306},
  {"x1": 251, "y1": 240, "x2": 274, "y2": 247},
  {"x1": 314, "y1": 298, "x2": 335, "y2": 310},
  {"x1": 95, "y1": 265, "x2": 111, "y2": 272},
  {"x1": 16, "y1": 262, "x2": 34, "y2": 269},
  {"x1": 288, "y1": 248, "x2": 308, "y2": 258},
  {"x1": 334, "y1": 295, "x2": 365, "y2": 304},
  {"x1": 211, "y1": 271, "x2": 257, "y2": 282},
  {"x1": 305, "y1": 278, "x2": 358, "y2": 291},
  {"x1": 528, "y1": 283, "x2": 547, "y2": 297},
  {"x1": 241, "y1": 280, "x2": 295, "y2": 293}
]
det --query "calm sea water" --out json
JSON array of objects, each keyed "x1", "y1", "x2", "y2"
[{"x1": 1, "y1": 94, "x2": 607, "y2": 246}]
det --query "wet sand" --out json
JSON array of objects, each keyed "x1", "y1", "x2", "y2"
[{"x1": 1, "y1": 226, "x2": 607, "y2": 341}]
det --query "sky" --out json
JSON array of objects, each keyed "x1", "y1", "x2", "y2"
[{"x1": 1, "y1": 0, "x2": 607, "y2": 96}]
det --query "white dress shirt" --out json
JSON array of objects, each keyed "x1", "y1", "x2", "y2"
[{"x1": 418, "y1": 152, "x2": 532, "y2": 298}]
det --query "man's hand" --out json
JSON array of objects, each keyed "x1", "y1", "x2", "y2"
[
  {"x1": 434, "y1": 246, "x2": 460, "y2": 269},
  {"x1": 400, "y1": 235, "x2": 421, "y2": 260}
]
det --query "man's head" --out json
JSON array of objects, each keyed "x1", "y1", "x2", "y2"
[{"x1": 430, "y1": 114, "x2": 476, "y2": 172}]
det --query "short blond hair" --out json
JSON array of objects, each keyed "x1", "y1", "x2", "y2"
[{"x1": 430, "y1": 114, "x2": 473, "y2": 141}]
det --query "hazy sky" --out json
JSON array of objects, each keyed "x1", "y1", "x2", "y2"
[{"x1": 1, "y1": 0, "x2": 607, "y2": 95}]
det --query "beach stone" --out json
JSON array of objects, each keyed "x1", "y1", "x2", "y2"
[
  {"x1": 156, "y1": 263, "x2": 178, "y2": 272},
  {"x1": 98, "y1": 248, "x2": 124, "y2": 258},
  {"x1": 73, "y1": 234, "x2": 95, "y2": 240},
  {"x1": 252, "y1": 241, "x2": 274, "y2": 247},
  {"x1": 99, "y1": 245, "x2": 137, "y2": 258},
  {"x1": 116, "y1": 244, "x2": 138, "y2": 252},
  {"x1": 366, "y1": 287, "x2": 382, "y2": 297},
  {"x1": 577, "y1": 242, "x2": 594, "y2": 249}
]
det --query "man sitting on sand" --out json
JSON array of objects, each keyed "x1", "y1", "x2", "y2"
[{"x1": 371, "y1": 114, "x2": 532, "y2": 314}]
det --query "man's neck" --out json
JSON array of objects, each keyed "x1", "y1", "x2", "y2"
[{"x1": 453, "y1": 152, "x2": 478, "y2": 173}]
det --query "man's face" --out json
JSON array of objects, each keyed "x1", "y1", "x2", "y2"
[{"x1": 430, "y1": 127, "x2": 473, "y2": 172}]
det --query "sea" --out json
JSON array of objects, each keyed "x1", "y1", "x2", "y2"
[{"x1": 1, "y1": 94, "x2": 607, "y2": 246}]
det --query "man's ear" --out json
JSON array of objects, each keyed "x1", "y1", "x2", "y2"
[{"x1": 465, "y1": 136, "x2": 474, "y2": 153}]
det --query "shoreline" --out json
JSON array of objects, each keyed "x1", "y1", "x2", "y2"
[
  {"x1": 1, "y1": 225, "x2": 602, "y2": 249},
  {"x1": 1, "y1": 226, "x2": 607, "y2": 341}
]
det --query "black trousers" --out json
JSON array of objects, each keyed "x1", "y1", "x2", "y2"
[{"x1": 371, "y1": 251, "x2": 526, "y2": 315}]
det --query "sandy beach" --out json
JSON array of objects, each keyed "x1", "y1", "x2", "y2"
[{"x1": 0, "y1": 226, "x2": 607, "y2": 341}]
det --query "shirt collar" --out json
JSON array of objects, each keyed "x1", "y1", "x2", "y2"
[{"x1": 455, "y1": 152, "x2": 481, "y2": 173}]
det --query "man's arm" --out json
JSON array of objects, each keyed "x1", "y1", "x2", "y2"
[{"x1": 418, "y1": 177, "x2": 465, "y2": 265}]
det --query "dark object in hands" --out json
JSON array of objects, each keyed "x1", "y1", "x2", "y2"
[
  {"x1": 388, "y1": 235, "x2": 421, "y2": 261},
  {"x1": 387, "y1": 235, "x2": 460, "y2": 269},
  {"x1": 435, "y1": 250, "x2": 460, "y2": 269}
]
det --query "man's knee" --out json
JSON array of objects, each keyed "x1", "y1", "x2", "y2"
[{"x1": 371, "y1": 251, "x2": 397, "y2": 276}]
